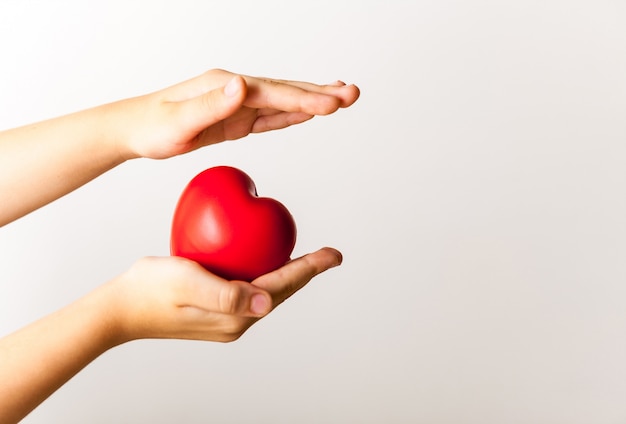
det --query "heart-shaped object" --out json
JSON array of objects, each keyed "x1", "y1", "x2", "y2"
[{"x1": 170, "y1": 166, "x2": 297, "y2": 281}]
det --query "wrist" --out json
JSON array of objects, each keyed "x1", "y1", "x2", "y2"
[
  {"x1": 78, "y1": 278, "x2": 134, "y2": 349},
  {"x1": 94, "y1": 100, "x2": 141, "y2": 162},
  {"x1": 96, "y1": 266, "x2": 157, "y2": 345}
]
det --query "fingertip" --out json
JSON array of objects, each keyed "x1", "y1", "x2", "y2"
[
  {"x1": 340, "y1": 84, "x2": 360, "y2": 107},
  {"x1": 321, "y1": 82, "x2": 360, "y2": 109},
  {"x1": 350, "y1": 84, "x2": 361, "y2": 99},
  {"x1": 250, "y1": 292, "x2": 272, "y2": 316},
  {"x1": 320, "y1": 247, "x2": 343, "y2": 268}
]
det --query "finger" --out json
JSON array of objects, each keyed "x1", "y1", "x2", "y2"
[
  {"x1": 253, "y1": 77, "x2": 346, "y2": 94},
  {"x1": 253, "y1": 78, "x2": 360, "y2": 108},
  {"x1": 329, "y1": 80, "x2": 347, "y2": 87},
  {"x1": 251, "y1": 247, "x2": 343, "y2": 306},
  {"x1": 177, "y1": 260, "x2": 272, "y2": 317},
  {"x1": 169, "y1": 75, "x2": 247, "y2": 136},
  {"x1": 336, "y1": 83, "x2": 360, "y2": 108},
  {"x1": 164, "y1": 69, "x2": 357, "y2": 105},
  {"x1": 252, "y1": 112, "x2": 314, "y2": 133},
  {"x1": 242, "y1": 78, "x2": 343, "y2": 116}
]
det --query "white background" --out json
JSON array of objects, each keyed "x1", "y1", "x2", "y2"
[{"x1": 1, "y1": 1, "x2": 625, "y2": 423}]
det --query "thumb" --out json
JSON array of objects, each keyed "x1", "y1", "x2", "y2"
[
  {"x1": 181, "y1": 273, "x2": 273, "y2": 318},
  {"x1": 174, "y1": 75, "x2": 247, "y2": 134}
]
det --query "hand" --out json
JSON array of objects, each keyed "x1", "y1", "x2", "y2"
[
  {"x1": 108, "y1": 247, "x2": 343, "y2": 343},
  {"x1": 0, "y1": 69, "x2": 359, "y2": 226},
  {"x1": 0, "y1": 248, "x2": 341, "y2": 423},
  {"x1": 111, "y1": 69, "x2": 360, "y2": 160}
]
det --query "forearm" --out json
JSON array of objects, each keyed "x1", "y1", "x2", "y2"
[
  {"x1": 0, "y1": 283, "x2": 121, "y2": 423},
  {"x1": 0, "y1": 103, "x2": 126, "y2": 226}
]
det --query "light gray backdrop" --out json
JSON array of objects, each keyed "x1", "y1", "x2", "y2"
[{"x1": 1, "y1": 1, "x2": 625, "y2": 423}]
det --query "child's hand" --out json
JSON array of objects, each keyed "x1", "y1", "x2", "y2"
[
  {"x1": 107, "y1": 247, "x2": 343, "y2": 343},
  {"x1": 0, "y1": 248, "x2": 342, "y2": 422},
  {"x1": 110, "y1": 69, "x2": 360, "y2": 160}
]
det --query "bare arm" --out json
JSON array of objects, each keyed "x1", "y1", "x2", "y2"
[{"x1": 0, "y1": 103, "x2": 127, "y2": 225}]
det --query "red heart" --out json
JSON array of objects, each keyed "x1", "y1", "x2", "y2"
[{"x1": 170, "y1": 166, "x2": 297, "y2": 281}]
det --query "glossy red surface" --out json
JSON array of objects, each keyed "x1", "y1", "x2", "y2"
[{"x1": 171, "y1": 166, "x2": 297, "y2": 281}]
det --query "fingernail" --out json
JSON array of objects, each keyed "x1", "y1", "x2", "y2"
[
  {"x1": 224, "y1": 77, "x2": 240, "y2": 97},
  {"x1": 250, "y1": 293, "x2": 271, "y2": 315},
  {"x1": 326, "y1": 247, "x2": 343, "y2": 268}
]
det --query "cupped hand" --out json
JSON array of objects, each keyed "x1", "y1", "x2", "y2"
[
  {"x1": 113, "y1": 69, "x2": 360, "y2": 160},
  {"x1": 109, "y1": 247, "x2": 342, "y2": 344}
]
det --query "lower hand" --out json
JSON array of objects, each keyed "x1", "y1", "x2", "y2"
[{"x1": 106, "y1": 247, "x2": 343, "y2": 344}]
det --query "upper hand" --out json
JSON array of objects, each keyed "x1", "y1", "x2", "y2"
[
  {"x1": 111, "y1": 69, "x2": 360, "y2": 160},
  {"x1": 107, "y1": 247, "x2": 343, "y2": 344}
]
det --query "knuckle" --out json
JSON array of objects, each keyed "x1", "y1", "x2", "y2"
[
  {"x1": 296, "y1": 254, "x2": 320, "y2": 280},
  {"x1": 218, "y1": 284, "x2": 243, "y2": 315}
]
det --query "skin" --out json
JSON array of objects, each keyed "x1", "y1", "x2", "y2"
[{"x1": 0, "y1": 69, "x2": 359, "y2": 423}]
